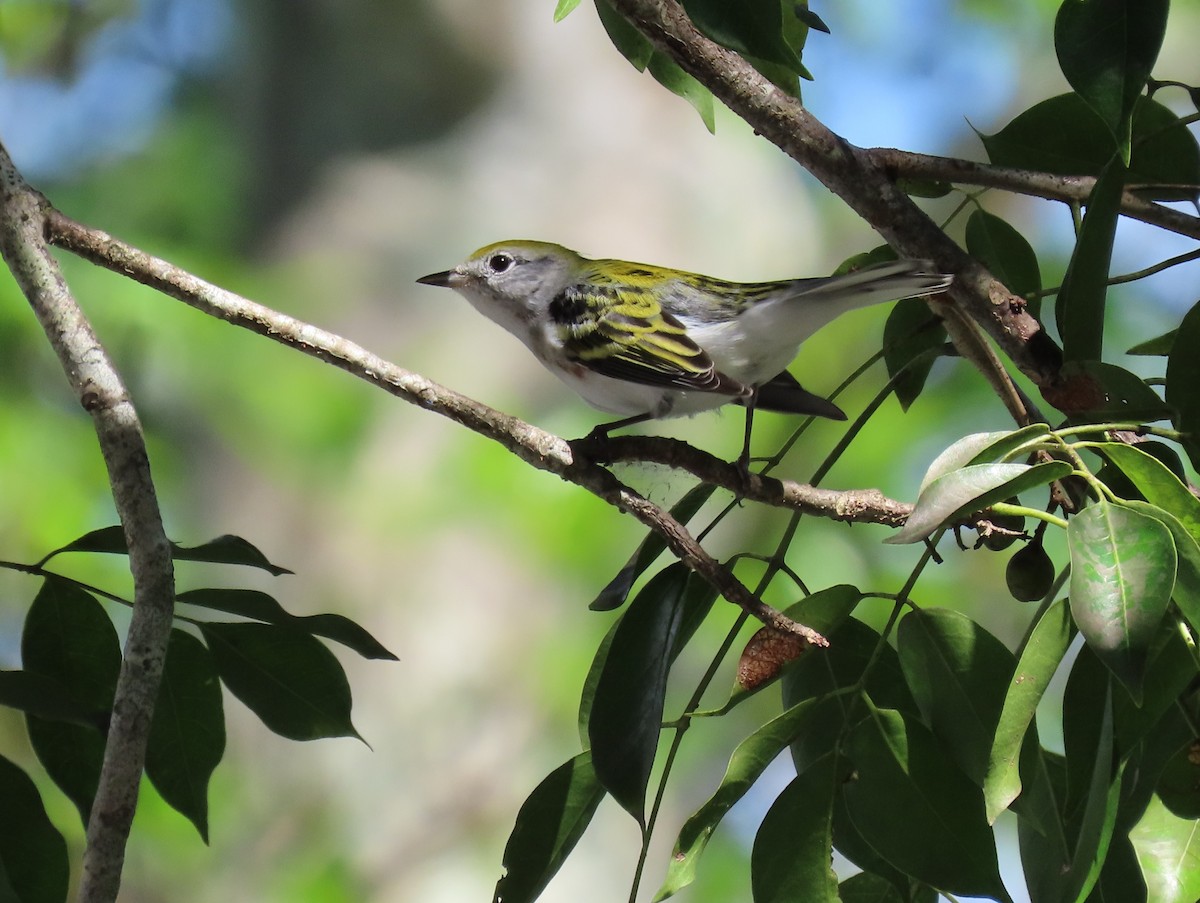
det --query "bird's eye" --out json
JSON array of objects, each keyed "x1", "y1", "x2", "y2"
[{"x1": 488, "y1": 253, "x2": 514, "y2": 274}]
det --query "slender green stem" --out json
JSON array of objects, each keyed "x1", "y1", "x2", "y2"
[
  {"x1": 1057, "y1": 422, "x2": 1184, "y2": 442},
  {"x1": 988, "y1": 502, "x2": 1069, "y2": 530}
]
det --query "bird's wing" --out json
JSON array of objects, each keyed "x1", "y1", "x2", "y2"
[{"x1": 552, "y1": 283, "x2": 748, "y2": 396}]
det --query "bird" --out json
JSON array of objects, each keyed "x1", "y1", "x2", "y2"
[{"x1": 417, "y1": 240, "x2": 952, "y2": 451}]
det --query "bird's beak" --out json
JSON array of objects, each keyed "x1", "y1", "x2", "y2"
[{"x1": 416, "y1": 269, "x2": 458, "y2": 288}]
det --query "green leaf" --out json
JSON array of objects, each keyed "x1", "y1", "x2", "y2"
[
  {"x1": 145, "y1": 629, "x2": 225, "y2": 843},
  {"x1": 836, "y1": 872, "x2": 906, "y2": 903},
  {"x1": 682, "y1": 0, "x2": 812, "y2": 94},
  {"x1": 1056, "y1": 155, "x2": 1125, "y2": 363},
  {"x1": 39, "y1": 526, "x2": 294, "y2": 574},
  {"x1": 782, "y1": 618, "x2": 919, "y2": 727},
  {"x1": 199, "y1": 622, "x2": 360, "y2": 741},
  {"x1": 1118, "y1": 501, "x2": 1200, "y2": 632},
  {"x1": 492, "y1": 751, "x2": 605, "y2": 903},
  {"x1": 594, "y1": 1, "x2": 715, "y2": 131},
  {"x1": 0, "y1": 754, "x2": 69, "y2": 903},
  {"x1": 1166, "y1": 299, "x2": 1200, "y2": 471},
  {"x1": 888, "y1": 460, "x2": 1073, "y2": 544},
  {"x1": 1127, "y1": 328, "x2": 1176, "y2": 356},
  {"x1": 591, "y1": 484, "x2": 716, "y2": 611},
  {"x1": 1068, "y1": 501, "x2": 1176, "y2": 702},
  {"x1": 984, "y1": 598, "x2": 1074, "y2": 823},
  {"x1": 750, "y1": 756, "x2": 840, "y2": 903},
  {"x1": 980, "y1": 94, "x2": 1200, "y2": 198},
  {"x1": 594, "y1": 0, "x2": 653, "y2": 70},
  {"x1": 1054, "y1": 0, "x2": 1168, "y2": 162},
  {"x1": 586, "y1": 563, "x2": 692, "y2": 823},
  {"x1": 657, "y1": 696, "x2": 836, "y2": 900},
  {"x1": 646, "y1": 53, "x2": 716, "y2": 132},
  {"x1": 1064, "y1": 682, "x2": 1120, "y2": 903},
  {"x1": 965, "y1": 210, "x2": 1043, "y2": 316},
  {"x1": 882, "y1": 297, "x2": 947, "y2": 411},
  {"x1": 22, "y1": 577, "x2": 121, "y2": 824},
  {"x1": 917, "y1": 425, "x2": 1051, "y2": 495},
  {"x1": 178, "y1": 588, "x2": 397, "y2": 660},
  {"x1": 1096, "y1": 443, "x2": 1200, "y2": 543},
  {"x1": 842, "y1": 708, "x2": 1011, "y2": 901},
  {"x1": 897, "y1": 609, "x2": 1016, "y2": 785},
  {"x1": 1155, "y1": 743, "x2": 1200, "y2": 820},
  {"x1": 1129, "y1": 793, "x2": 1200, "y2": 903},
  {"x1": 552, "y1": 0, "x2": 583, "y2": 21},
  {"x1": 1052, "y1": 360, "x2": 1172, "y2": 419},
  {"x1": 0, "y1": 669, "x2": 108, "y2": 729}
]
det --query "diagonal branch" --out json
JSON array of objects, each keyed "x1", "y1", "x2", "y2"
[
  {"x1": 0, "y1": 146, "x2": 175, "y2": 903},
  {"x1": 45, "y1": 211, "x2": 829, "y2": 646},
  {"x1": 605, "y1": 0, "x2": 1065, "y2": 397}
]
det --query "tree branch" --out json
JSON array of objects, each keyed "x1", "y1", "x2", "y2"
[
  {"x1": 605, "y1": 0, "x2": 1067, "y2": 393},
  {"x1": 45, "y1": 211, "x2": 829, "y2": 646},
  {"x1": 864, "y1": 148, "x2": 1200, "y2": 240},
  {"x1": 0, "y1": 145, "x2": 175, "y2": 903}
]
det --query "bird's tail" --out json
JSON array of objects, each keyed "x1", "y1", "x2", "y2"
[{"x1": 789, "y1": 259, "x2": 952, "y2": 310}]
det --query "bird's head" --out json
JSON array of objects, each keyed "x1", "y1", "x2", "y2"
[{"x1": 417, "y1": 240, "x2": 585, "y2": 330}]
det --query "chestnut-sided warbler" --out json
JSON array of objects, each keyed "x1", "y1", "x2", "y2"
[{"x1": 417, "y1": 240, "x2": 952, "y2": 433}]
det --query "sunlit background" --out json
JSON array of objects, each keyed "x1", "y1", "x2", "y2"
[{"x1": 1, "y1": 1, "x2": 1197, "y2": 900}]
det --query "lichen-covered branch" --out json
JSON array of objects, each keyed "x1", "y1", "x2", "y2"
[{"x1": 0, "y1": 144, "x2": 175, "y2": 903}]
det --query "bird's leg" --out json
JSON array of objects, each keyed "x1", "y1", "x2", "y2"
[
  {"x1": 583, "y1": 412, "x2": 654, "y2": 443},
  {"x1": 736, "y1": 388, "x2": 759, "y2": 492}
]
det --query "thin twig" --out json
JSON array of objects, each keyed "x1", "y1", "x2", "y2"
[{"x1": 0, "y1": 144, "x2": 175, "y2": 903}]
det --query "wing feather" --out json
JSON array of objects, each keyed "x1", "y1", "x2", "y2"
[{"x1": 549, "y1": 283, "x2": 748, "y2": 397}]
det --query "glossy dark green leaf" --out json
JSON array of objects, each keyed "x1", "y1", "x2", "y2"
[
  {"x1": 1166, "y1": 299, "x2": 1200, "y2": 472},
  {"x1": 882, "y1": 297, "x2": 947, "y2": 411},
  {"x1": 0, "y1": 669, "x2": 108, "y2": 729},
  {"x1": 586, "y1": 563, "x2": 691, "y2": 823},
  {"x1": 836, "y1": 872, "x2": 905, "y2": 903},
  {"x1": 1127, "y1": 327, "x2": 1176, "y2": 356},
  {"x1": 751, "y1": 756, "x2": 840, "y2": 903},
  {"x1": 1118, "y1": 501, "x2": 1200, "y2": 633},
  {"x1": 1129, "y1": 793, "x2": 1200, "y2": 903},
  {"x1": 782, "y1": 618, "x2": 918, "y2": 726},
  {"x1": 888, "y1": 461, "x2": 1072, "y2": 544},
  {"x1": 897, "y1": 609, "x2": 1016, "y2": 785},
  {"x1": 38, "y1": 527, "x2": 293, "y2": 574},
  {"x1": 1053, "y1": 360, "x2": 1172, "y2": 419},
  {"x1": 917, "y1": 425, "x2": 1051, "y2": 495},
  {"x1": 980, "y1": 94, "x2": 1200, "y2": 196},
  {"x1": 0, "y1": 754, "x2": 69, "y2": 903},
  {"x1": 1155, "y1": 742, "x2": 1200, "y2": 820},
  {"x1": 842, "y1": 708, "x2": 1011, "y2": 901},
  {"x1": 591, "y1": 484, "x2": 716, "y2": 611},
  {"x1": 199, "y1": 622, "x2": 360, "y2": 742},
  {"x1": 1068, "y1": 501, "x2": 1176, "y2": 702},
  {"x1": 658, "y1": 696, "x2": 835, "y2": 900},
  {"x1": 492, "y1": 752, "x2": 605, "y2": 903},
  {"x1": 646, "y1": 53, "x2": 715, "y2": 132},
  {"x1": 1057, "y1": 156, "x2": 1125, "y2": 362},
  {"x1": 965, "y1": 210, "x2": 1043, "y2": 315},
  {"x1": 1097, "y1": 443, "x2": 1200, "y2": 540},
  {"x1": 22, "y1": 577, "x2": 121, "y2": 823},
  {"x1": 1065, "y1": 682, "x2": 1120, "y2": 903},
  {"x1": 178, "y1": 588, "x2": 397, "y2": 660},
  {"x1": 1088, "y1": 836, "x2": 1148, "y2": 903},
  {"x1": 594, "y1": 0, "x2": 653, "y2": 70},
  {"x1": 985, "y1": 598, "x2": 1074, "y2": 823},
  {"x1": 1054, "y1": 0, "x2": 1168, "y2": 161},
  {"x1": 683, "y1": 0, "x2": 803, "y2": 74},
  {"x1": 145, "y1": 629, "x2": 225, "y2": 843}
]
